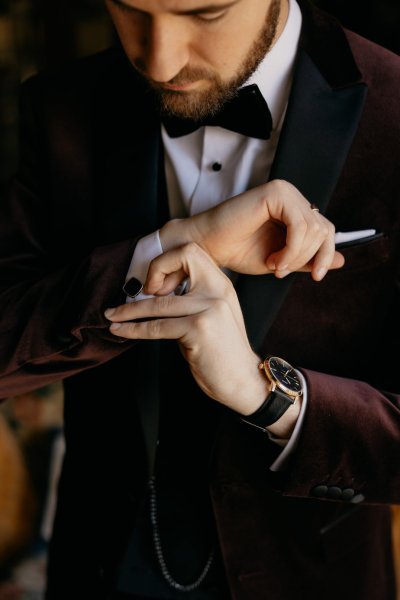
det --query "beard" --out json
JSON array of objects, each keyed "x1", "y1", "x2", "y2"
[{"x1": 133, "y1": 0, "x2": 281, "y2": 120}]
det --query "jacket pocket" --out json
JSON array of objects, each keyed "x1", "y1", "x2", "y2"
[{"x1": 337, "y1": 234, "x2": 390, "y2": 272}]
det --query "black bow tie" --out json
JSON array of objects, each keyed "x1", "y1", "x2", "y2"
[{"x1": 162, "y1": 84, "x2": 272, "y2": 140}]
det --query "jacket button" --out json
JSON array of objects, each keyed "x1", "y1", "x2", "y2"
[
  {"x1": 326, "y1": 486, "x2": 343, "y2": 500},
  {"x1": 310, "y1": 485, "x2": 328, "y2": 498},
  {"x1": 341, "y1": 488, "x2": 355, "y2": 501},
  {"x1": 351, "y1": 493, "x2": 365, "y2": 504}
]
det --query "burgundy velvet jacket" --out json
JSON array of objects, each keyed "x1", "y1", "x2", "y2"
[{"x1": 1, "y1": 2, "x2": 400, "y2": 599}]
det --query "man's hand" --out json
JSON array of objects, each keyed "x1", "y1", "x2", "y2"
[
  {"x1": 154, "y1": 179, "x2": 343, "y2": 296},
  {"x1": 105, "y1": 243, "x2": 300, "y2": 438}
]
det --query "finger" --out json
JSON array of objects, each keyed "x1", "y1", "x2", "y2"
[
  {"x1": 145, "y1": 267, "x2": 186, "y2": 296},
  {"x1": 262, "y1": 182, "x2": 312, "y2": 271},
  {"x1": 267, "y1": 212, "x2": 322, "y2": 273},
  {"x1": 295, "y1": 250, "x2": 345, "y2": 274},
  {"x1": 331, "y1": 250, "x2": 345, "y2": 269},
  {"x1": 108, "y1": 314, "x2": 193, "y2": 340},
  {"x1": 269, "y1": 212, "x2": 336, "y2": 276},
  {"x1": 145, "y1": 242, "x2": 230, "y2": 296},
  {"x1": 146, "y1": 244, "x2": 189, "y2": 293},
  {"x1": 271, "y1": 223, "x2": 344, "y2": 281},
  {"x1": 287, "y1": 226, "x2": 333, "y2": 275},
  {"x1": 310, "y1": 233, "x2": 336, "y2": 281},
  {"x1": 144, "y1": 248, "x2": 189, "y2": 296},
  {"x1": 271, "y1": 201, "x2": 330, "y2": 271},
  {"x1": 267, "y1": 215, "x2": 308, "y2": 271},
  {"x1": 105, "y1": 294, "x2": 245, "y2": 338},
  {"x1": 105, "y1": 294, "x2": 208, "y2": 323},
  {"x1": 286, "y1": 214, "x2": 343, "y2": 277}
]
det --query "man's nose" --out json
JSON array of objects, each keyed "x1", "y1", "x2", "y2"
[{"x1": 141, "y1": 16, "x2": 189, "y2": 83}]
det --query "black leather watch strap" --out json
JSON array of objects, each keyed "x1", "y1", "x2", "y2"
[{"x1": 241, "y1": 389, "x2": 295, "y2": 430}]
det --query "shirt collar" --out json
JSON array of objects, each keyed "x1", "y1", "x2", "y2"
[{"x1": 243, "y1": 0, "x2": 302, "y2": 130}]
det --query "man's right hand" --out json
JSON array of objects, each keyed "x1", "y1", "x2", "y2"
[{"x1": 150, "y1": 179, "x2": 344, "y2": 296}]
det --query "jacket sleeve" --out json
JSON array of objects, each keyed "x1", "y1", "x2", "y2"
[
  {"x1": 271, "y1": 366, "x2": 400, "y2": 505},
  {"x1": 0, "y1": 76, "x2": 139, "y2": 400}
]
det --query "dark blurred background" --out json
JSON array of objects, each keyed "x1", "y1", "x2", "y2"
[
  {"x1": 0, "y1": 1, "x2": 399, "y2": 598},
  {"x1": 317, "y1": 0, "x2": 400, "y2": 54},
  {"x1": 0, "y1": 0, "x2": 113, "y2": 184}
]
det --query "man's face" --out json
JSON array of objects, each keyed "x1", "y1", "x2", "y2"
[{"x1": 106, "y1": 0, "x2": 286, "y2": 119}]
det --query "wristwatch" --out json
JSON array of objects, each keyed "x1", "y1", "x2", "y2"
[{"x1": 241, "y1": 356, "x2": 303, "y2": 431}]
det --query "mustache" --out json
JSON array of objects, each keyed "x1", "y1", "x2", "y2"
[{"x1": 133, "y1": 60, "x2": 218, "y2": 89}]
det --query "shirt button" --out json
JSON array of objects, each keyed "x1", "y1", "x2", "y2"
[{"x1": 211, "y1": 162, "x2": 222, "y2": 172}]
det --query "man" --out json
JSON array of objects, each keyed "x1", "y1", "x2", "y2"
[{"x1": 0, "y1": 0, "x2": 399, "y2": 598}]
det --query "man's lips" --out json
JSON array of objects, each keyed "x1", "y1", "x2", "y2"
[{"x1": 160, "y1": 80, "x2": 202, "y2": 91}]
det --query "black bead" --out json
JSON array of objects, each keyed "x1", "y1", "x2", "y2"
[{"x1": 212, "y1": 162, "x2": 222, "y2": 172}]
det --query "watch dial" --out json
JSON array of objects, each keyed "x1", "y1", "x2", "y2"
[{"x1": 267, "y1": 357, "x2": 302, "y2": 395}]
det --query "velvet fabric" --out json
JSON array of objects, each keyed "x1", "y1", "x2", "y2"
[{"x1": 0, "y1": 1, "x2": 399, "y2": 599}]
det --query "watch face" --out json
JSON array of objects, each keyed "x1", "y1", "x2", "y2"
[{"x1": 266, "y1": 357, "x2": 302, "y2": 397}]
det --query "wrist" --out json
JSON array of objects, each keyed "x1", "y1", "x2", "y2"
[
  {"x1": 159, "y1": 218, "x2": 199, "y2": 252},
  {"x1": 234, "y1": 358, "x2": 271, "y2": 416},
  {"x1": 235, "y1": 372, "x2": 301, "y2": 439},
  {"x1": 159, "y1": 214, "x2": 224, "y2": 267},
  {"x1": 266, "y1": 398, "x2": 301, "y2": 438}
]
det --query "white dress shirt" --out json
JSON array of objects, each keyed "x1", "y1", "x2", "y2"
[{"x1": 125, "y1": 0, "x2": 307, "y2": 470}]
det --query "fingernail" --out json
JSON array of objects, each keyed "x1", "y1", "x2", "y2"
[
  {"x1": 276, "y1": 269, "x2": 290, "y2": 278},
  {"x1": 267, "y1": 261, "x2": 276, "y2": 270},
  {"x1": 104, "y1": 308, "x2": 115, "y2": 319},
  {"x1": 110, "y1": 322, "x2": 122, "y2": 331},
  {"x1": 316, "y1": 268, "x2": 327, "y2": 280},
  {"x1": 277, "y1": 264, "x2": 288, "y2": 271}
]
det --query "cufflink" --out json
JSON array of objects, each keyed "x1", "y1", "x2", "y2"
[{"x1": 123, "y1": 276, "x2": 143, "y2": 299}]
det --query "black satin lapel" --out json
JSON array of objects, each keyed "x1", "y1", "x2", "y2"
[
  {"x1": 269, "y1": 48, "x2": 368, "y2": 209},
  {"x1": 237, "y1": 49, "x2": 368, "y2": 353}
]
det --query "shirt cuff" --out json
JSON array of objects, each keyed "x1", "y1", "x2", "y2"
[
  {"x1": 269, "y1": 370, "x2": 308, "y2": 472},
  {"x1": 125, "y1": 231, "x2": 163, "y2": 303}
]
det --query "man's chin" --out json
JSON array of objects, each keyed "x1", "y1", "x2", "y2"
[
  {"x1": 158, "y1": 81, "x2": 245, "y2": 120},
  {"x1": 159, "y1": 96, "x2": 206, "y2": 120},
  {"x1": 158, "y1": 88, "x2": 222, "y2": 120}
]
